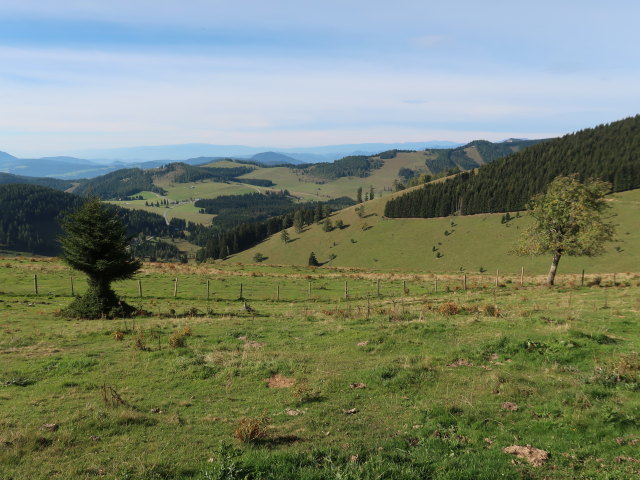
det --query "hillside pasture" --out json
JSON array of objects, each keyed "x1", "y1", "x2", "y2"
[
  {"x1": 1, "y1": 259, "x2": 639, "y2": 479},
  {"x1": 232, "y1": 188, "x2": 640, "y2": 275}
]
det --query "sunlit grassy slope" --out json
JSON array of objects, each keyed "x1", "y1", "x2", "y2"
[
  {"x1": 238, "y1": 152, "x2": 430, "y2": 200},
  {"x1": 109, "y1": 154, "x2": 432, "y2": 224},
  {"x1": 231, "y1": 187, "x2": 640, "y2": 275}
]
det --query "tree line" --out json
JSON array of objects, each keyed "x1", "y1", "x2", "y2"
[{"x1": 385, "y1": 115, "x2": 640, "y2": 219}]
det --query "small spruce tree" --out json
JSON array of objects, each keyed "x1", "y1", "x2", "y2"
[
  {"x1": 59, "y1": 198, "x2": 141, "y2": 318},
  {"x1": 308, "y1": 251, "x2": 320, "y2": 267}
]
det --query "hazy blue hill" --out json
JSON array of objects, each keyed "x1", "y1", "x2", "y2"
[{"x1": 250, "y1": 151, "x2": 302, "y2": 165}]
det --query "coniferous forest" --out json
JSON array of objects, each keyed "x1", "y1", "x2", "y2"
[
  {"x1": 0, "y1": 184, "x2": 184, "y2": 255},
  {"x1": 385, "y1": 115, "x2": 640, "y2": 218}
]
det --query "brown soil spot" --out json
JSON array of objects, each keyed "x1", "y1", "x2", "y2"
[
  {"x1": 266, "y1": 374, "x2": 295, "y2": 388},
  {"x1": 448, "y1": 359, "x2": 473, "y2": 367},
  {"x1": 503, "y1": 445, "x2": 549, "y2": 467},
  {"x1": 501, "y1": 402, "x2": 519, "y2": 411}
]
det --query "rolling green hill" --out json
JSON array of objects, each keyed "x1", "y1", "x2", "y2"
[{"x1": 230, "y1": 186, "x2": 640, "y2": 275}]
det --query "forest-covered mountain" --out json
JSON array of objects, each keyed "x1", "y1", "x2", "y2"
[
  {"x1": 385, "y1": 115, "x2": 640, "y2": 219},
  {"x1": 0, "y1": 172, "x2": 73, "y2": 191},
  {"x1": 423, "y1": 139, "x2": 546, "y2": 174},
  {"x1": 73, "y1": 168, "x2": 166, "y2": 199},
  {"x1": 0, "y1": 184, "x2": 184, "y2": 255}
]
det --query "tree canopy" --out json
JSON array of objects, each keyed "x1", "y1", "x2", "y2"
[{"x1": 515, "y1": 175, "x2": 616, "y2": 285}]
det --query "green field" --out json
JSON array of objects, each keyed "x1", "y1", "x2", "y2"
[
  {"x1": 1, "y1": 258, "x2": 640, "y2": 479},
  {"x1": 232, "y1": 188, "x2": 640, "y2": 275}
]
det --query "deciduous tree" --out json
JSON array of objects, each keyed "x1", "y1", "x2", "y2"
[{"x1": 515, "y1": 175, "x2": 615, "y2": 285}]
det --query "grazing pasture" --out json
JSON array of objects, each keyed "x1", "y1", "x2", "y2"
[{"x1": 1, "y1": 258, "x2": 639, "y2": 479}]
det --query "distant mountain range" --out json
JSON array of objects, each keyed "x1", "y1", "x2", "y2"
[
  {"x1": 67, "y1": 141, "x2": 462, "y2": 163},
  {"x1": 0, "y1": 141, "x2": 463, "y2": 179}
]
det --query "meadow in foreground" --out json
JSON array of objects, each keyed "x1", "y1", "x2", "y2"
[{"x1": 1, "y1": 259, "x2": 639, "y2": 479}]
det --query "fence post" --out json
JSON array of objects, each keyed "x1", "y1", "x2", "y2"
[
  {"x1": 173, "y1": 277, "x2": 178, "y2": 297},
  {"x1": 34, "y1": 274, "x2": 38, "y2": 295},
  {"x1": 308, "y1": 281, "x2": 311, "y2": 298},
  {"x1": 239, "y1": 283, "x2": 243, "y2": 299},
  {"x1": 495, "y1": 269, "x2": 499, "y2": 288},
  {"x1": 367, "y1": 294, "x2": 371, "y2": 318},
  {"x1": 377, "y1": 278, "x2": 380, "y2": 297},
  {"x1": 277, "y1": 284, "x2": 280, "y2": 301},
  {"x1": 520, "y1": 267, "x2": 524, "y2": 287},
  {"x1": 70, "y1": 276, "x2": 75, "y2": 296},
  {"x1": 402, "y1": 280, "x2": 406, "y2": 295},
  {"x1": 138, "y1": 279, "x2": 142, "y2": 298},
  {"x1": 344, "y1": 281, "x2": 348, "y2": 300},
  {"x1": 463, "y1": 274, "x2": 467, "y2": 290},
  {"x1": 434, "y1": 276, "x2": 438, "y2": 293},
  {"x1": 207, "y1": 279, "x2": 210, "y2": 300},
  {"x1": 581, "y1": 269, "x2": 585, "y2": 287}
]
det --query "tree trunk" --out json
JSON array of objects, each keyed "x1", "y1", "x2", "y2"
[{"x1": 547, "y1": 250, "x2": 562, "y2": 286}]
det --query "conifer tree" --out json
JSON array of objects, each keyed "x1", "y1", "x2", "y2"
[
  {"x1": 59, "y1": 198, "x2": 141, "y2": 318},
  {"x1": 293, "y1": 210, "x2": 304, "y2": 233},
  {"x1": 308, "y1": 251, "x2": 320, "y2": 267}
]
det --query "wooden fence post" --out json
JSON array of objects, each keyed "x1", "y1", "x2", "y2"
[
  {"x1": 581, "y1": 269, "x2": 585, "y2": 287},
  {"x1": 344, "y1": 281, "x2": 348, "y2": 300},
  {"x1": 520, "y1": 267, "x2": 524, "y2": 287},
  {"x1": 34, "y1": 274, "x2": 38, "y2": 295},
  {"x1": 434, "y1": 276, "x2": 438, "y2": 293},
  {"x1": 377, "y1": 278, "x2": 380, "y2": 297},
  {"x1": 70, "y1": 276, "x2": 75, "y2": 296},
  {"x1": 173, "y1": 277, "x2": 178, "y2": 297},
  {"x1": 495, "y1": 269, "x2": 499, "y2": 288},
  {"x1": 463, "y1": 274, "x2": 467, "y2": 290},
  {"x1": 239, "y1": 283, "x2": 243, "y2": 299},
  {"x1": 138, "y1": 279, "x2": 142, "y2": 298},
  {"x1": 367, "y1": 294, "x2": 371, "y2": 318},
  {"x1": 308, "y1": 281, "x2": 311, "y2": 298},
  {"x1": 277, "y1": 284, "x2": 280, "y2": 301},
  {"x1": 402, "y1": 280, "x2": 406, "y2": 295}
]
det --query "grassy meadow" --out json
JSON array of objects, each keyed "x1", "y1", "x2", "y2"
[
  {"x1": 1, "y1": 258, "x2": 640, "y2": 479},
  {"x1": 232, "y1": 188, "x2": 640, "y2": 275}
]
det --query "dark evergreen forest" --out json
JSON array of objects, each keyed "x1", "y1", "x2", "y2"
[
  {"x1": 0, "y1": 172, "x2": 73, "y2": 191},
  {"x1": 0, "y1": 184, "x2": 183, "y2": 255},
  {"x1": 385, "y1": 115, "x2": 640, "y2": 219}
]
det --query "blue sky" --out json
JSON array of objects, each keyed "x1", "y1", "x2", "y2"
[{"x1": 1, "y1": 0, "x2": 639, "y2": 156}]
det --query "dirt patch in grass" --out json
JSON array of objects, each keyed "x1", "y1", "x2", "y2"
[
  {"x1": 503, "y1": 445, "x2": 549, "y2": 466},
  {"x1": 266, "y1": 374, "x2": 295, "y2": 388}
]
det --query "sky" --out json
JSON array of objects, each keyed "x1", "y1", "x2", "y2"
[{"x1": 1, "y1": 0, "x2": 639, "y2": 157}]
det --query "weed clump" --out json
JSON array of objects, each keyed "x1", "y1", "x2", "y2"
[
  {"x1": 292, "y1": 380, "x2": 321, "y2": 405},
  {"x1": 168, "y1": 326, "x2": 192, "y2": 348},
  {"x1": 438, "y1": 302, "x2": 460, "y2": 316},
  {"x1": 234, "y1": 409, "x2": 270, "y2": 444}
]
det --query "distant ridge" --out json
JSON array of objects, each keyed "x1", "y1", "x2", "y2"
[
  {"x1": 68, "y1": 141, "x2": 463, "y2": 162},
  {"x1": 250, "y1": 151, "x2": 303, "y2": 165}
]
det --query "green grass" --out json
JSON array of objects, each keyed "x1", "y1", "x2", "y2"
[
  {"x1": 232, "y1": 188, "x2": 640, "y2": 275},
  {"x1": 1, "y1": 259, "x2": 640, "y2": 479}
]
